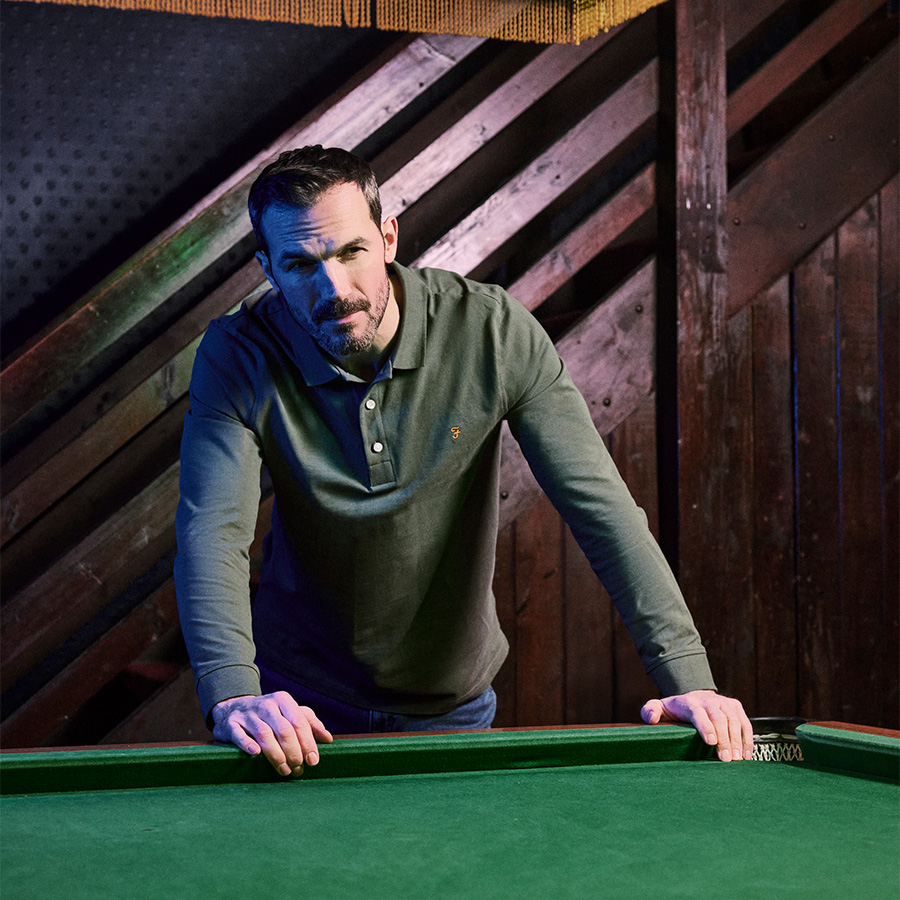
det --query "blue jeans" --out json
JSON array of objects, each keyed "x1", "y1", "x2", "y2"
[{"x1": 258, "y1": 663, "x2": 496, "y2": 735}]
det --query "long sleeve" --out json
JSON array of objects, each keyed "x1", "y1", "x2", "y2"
[
  {"x1": 502, "y1": 300, "x2": 716, "y2": 696},
  {"x1": 174, "y1": 324, "x2": 265, "y2": 723}
]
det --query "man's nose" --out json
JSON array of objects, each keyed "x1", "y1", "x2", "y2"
[{"x1": 317, "y1": 259, "x2": 351, "y2": 299}]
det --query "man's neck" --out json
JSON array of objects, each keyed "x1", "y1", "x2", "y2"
[{"x1": 333, "y1": 273, "x2": 403, "y2": 383}]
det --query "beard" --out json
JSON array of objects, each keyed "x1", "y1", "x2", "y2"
[{"x1": 304, "y1": 269, "x2": 391, "y2": 359}]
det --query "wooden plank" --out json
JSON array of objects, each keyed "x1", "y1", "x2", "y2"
[
  {"x1": 724, "y1": 0, "x2": 790, "y2": 53},
  {"x1": 836, "y1": 198, "x2": 884, "y2": 725},
  {"x1": 716, "y1": 305, "x2": 756, "y2": 703},
  {"x1": 2, "y1": 351, "x2": 195, "y2": 547},
  {"x1": 728, "y1": 39, "x2": 899, "y2": 317},
  {"x1": 100, "y1": 666, "x2": 207, "y2": 745},
  {"x1": 380, "y1": 35, "x2": 608, "y2": 216},
  {"x1": 880, "y1": 176, "x2": 899, "y2": 729},
  {"x1": 726, "y1": 0, "x2": 884, "y2": 137},
  {"x1": 750, "y1": 277, "x2": 797, "y2": 718},
  {"x1": 1, "y1": 399, "x2": 185, "y2": 602},
  {"x1": 0, "y1": 33, "x2": 485, "y2": 437},
  {"x1": 794, "y1": 236, "x2": 841, "y2": 720},
  {"x1": 511, "y1": 493, "x2": 565, "y2": 726},
  {"x1": 0, "y1": 582, "x2": 180, "y2": 748},
  {"x1": 499, "y1": 260, "x2": 656, "y2": 530},
  {"x1": 508, "y1": 165, "x2": 656, "y2": 311},
  {"x1": 1, "y1": 262, "x2": 262, "y2": 496},
  {"x1": 0, "y1": 463, "x2": 180, "y2": 692},
  {"x1": 412, "y1": 59, "x2": 658, "y2": 275}
]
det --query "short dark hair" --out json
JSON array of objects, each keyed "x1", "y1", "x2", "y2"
[{"x1": 248, "y1": 145, "x2": 383, "y2": 255}]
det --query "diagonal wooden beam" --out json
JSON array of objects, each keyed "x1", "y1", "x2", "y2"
[
  {"x1": 728, "y1": 39, "x2": 899, "y2": 316},
  {"x1": 726, "y1": 0, "x2": 885, "y2": 137},
  {"x1": 412, "y1": 59, "x2": 658, "y2": 274},
  {"x1": 0, "y1": 464, "x2": 180, "y2": 692},
  {"x1": 380, "y1": 34, "x2": 608, "y2": 215},
  {"x1": 507, "y1": 164, "x2": 656, "y2": 311}
]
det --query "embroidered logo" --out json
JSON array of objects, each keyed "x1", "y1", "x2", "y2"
[{"x1": 450, "y1": 426, "x2": 461, "y2": 440}]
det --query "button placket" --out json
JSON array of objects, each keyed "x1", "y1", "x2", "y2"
[{"x1": 360, "y1": 386, "x2": 395, "y2": 487}]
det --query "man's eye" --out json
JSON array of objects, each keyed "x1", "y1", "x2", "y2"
[
  {"x1": 289, "y1": 261, "x2": 316, "y2": 273},
  {"x1": 341, "y1": 247, "x2": 363, "y2": 260}
]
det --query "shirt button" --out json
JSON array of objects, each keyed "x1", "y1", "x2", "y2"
[
  {"x1": 372, "y1": 441, "x2": 384, "y2": 453},
  {"x1": 365, "y1": 398, "x2": 376, "y2": 410}
]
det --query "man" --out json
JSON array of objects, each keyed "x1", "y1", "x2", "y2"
[{"x1": 175, "y1": 145, "x2": 752, "y2": 778}]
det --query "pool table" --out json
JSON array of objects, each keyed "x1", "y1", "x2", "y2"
[{"x1": 2, "y1": 722, "x2": 897, "y2": 899}]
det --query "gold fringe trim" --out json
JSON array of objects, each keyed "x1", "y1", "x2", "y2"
[
  {"x1": 8, "y1": 0, "x2": 371, "y2": 27},
  {"x1": 378, "y1": 0, "x2": 666, "y2": 43},
  {"x1": 7, "y1": 0, "x2": 665, "y2": 41}
]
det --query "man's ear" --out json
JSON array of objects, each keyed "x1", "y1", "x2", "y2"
[
  {"x1": 256, "y1": 250, "x2": 275, "y2": 286},
  {"x1": 381, "y1": 216, "x2": 399, "y2": 264}
]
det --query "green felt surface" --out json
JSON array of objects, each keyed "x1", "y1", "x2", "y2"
[{"x1": 3, "y1": 755, "x2": 898, "y2": 899}]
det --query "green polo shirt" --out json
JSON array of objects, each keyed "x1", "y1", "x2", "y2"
[{"x1": 175, "y1": 263, "x2": 715, "y2": 722}]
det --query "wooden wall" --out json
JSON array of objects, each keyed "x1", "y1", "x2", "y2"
[
  {"x1": 1, "y1": 0, "x2": 897, "y2": 747},
  {"x1": 493, "y1": 180, "x2": 898, "y2": 729}
]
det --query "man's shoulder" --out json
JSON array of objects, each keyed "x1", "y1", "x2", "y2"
[
  {"x1": 206, "y1": 287, "x2": 286, "y2": 337},
  {"x1": 405, "y1": 264, "x2": 513, "y2": 307}
]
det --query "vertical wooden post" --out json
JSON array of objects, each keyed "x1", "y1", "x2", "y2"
[{"x1": 656, "y1": 0, "x2": 754, "y2": 700}]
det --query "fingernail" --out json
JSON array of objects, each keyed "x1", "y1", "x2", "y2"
[
  {"x1": 279, "y1": 763, "x2": 291, "y2": 776},
  {"x1": 308, "y1": 751, "x2": 319, "y2": 766},
  {"x1": 720, "y1": 748, "x2": 732, "y2": 762}
]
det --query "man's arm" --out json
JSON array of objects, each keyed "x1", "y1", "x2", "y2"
[
  {"x1": 500, "y1": 298, "x2": 751, "y2": 760},
  {"x1": 175, "y1": 325, "x2": 331, "y2": 774}
]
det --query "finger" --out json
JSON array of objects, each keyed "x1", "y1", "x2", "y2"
[
  {"x1": 250, "y1": 714, "x2": 304, "y2": 776},
  {"x1": 641, "y1": 700, "x2": 662, "y2": 725},
  {"x1": 272, "y1": 694, "x2": 329, "y2": 766},
  {"x1": 288, "y1": 702, "x2": 334, "y2": 754},
  {"x1": 280, "y1": 704, "x2": 321, "y2": 767},
  {"x1": 729, "y1": 707, "x2": 746, "y2": 762},
  {"x1": 705, "y1": 706, "x2": 734, "y2": 761},
  {"x1": 212, "y1": 717, "x2": 262, "y2": 758},
  {"x1": 738, "y1": 705, "x2": 755, "y2": 760},
  {"x1": 685, "y1": 705, "x2": 720, "y2": 752}
]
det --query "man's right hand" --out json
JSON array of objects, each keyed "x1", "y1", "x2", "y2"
[{"x1": 211, "y1": 692, "x2": 333, "y2": 777}]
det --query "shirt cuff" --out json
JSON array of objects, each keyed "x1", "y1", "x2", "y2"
[
  {"x1": 196, "y1": 664, "x2": 262, "y2": 728},
  {"x1": 646, "y1": 653, "x2": 717, "y2": 697}
]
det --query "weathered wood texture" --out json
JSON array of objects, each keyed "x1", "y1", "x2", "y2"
[{"x1": 1, "y1": 0, "x2": 896, "y2": 745}]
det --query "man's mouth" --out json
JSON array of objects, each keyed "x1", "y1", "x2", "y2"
[{"x1": 314, "y1": 301, "x2": 369, "y2": 325}]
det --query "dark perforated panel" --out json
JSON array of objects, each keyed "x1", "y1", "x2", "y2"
[{"x1": 0, "y1": 1, "x2": 393, "y2": 354}]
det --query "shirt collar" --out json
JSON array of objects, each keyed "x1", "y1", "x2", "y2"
[{"x1": 390, "y1": 262, "x2": 426, "y2": 372}]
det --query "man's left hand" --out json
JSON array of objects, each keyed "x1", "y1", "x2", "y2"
[{"x1": 641, "y1": 690, "x2": 753, "y2": 761}]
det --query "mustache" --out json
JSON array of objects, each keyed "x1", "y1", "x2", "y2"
[{"x1": 311, "y1": 297, "x2": 370, "y2": 324}]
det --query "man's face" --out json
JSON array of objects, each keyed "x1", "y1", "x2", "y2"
[{"x1": 255, "y1": 182, "x2": 399, "y2": 361}]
